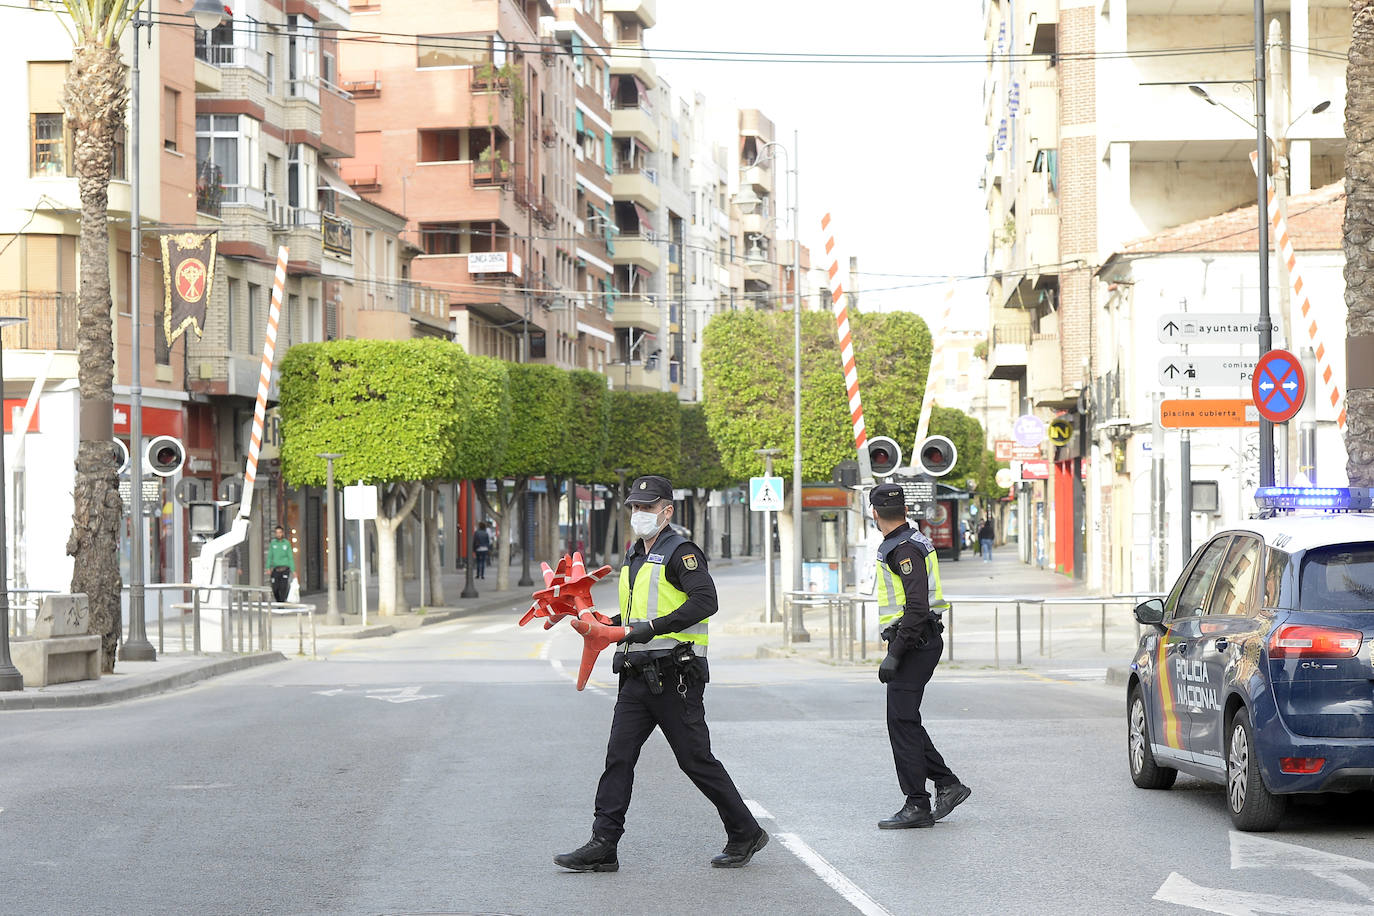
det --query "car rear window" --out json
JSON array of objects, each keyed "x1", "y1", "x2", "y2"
[{"x1": 1298, "y1": 545, "x2": 1374, "y2": 611}]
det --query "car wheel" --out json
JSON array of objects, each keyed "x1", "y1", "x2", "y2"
[
  {"x1": 1227, "y1": 707, "x2": 1286, "y2": 831},
  {"x1": 1128, "y1": 685, "x2": 1177, "y2": 790}
]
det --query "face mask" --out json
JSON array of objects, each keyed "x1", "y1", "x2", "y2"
[{"x1": 630, "y1": 509, "x2": 664, "y2": 539}]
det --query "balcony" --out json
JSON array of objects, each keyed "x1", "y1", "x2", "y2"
[
  {"x1": 194, "y1": 57, "x2": 222, "y2": 93},
  {"x1": 610, "y1": 44, "x2": 657, "y2": 90},
  {"x1": 319, "y1": 81, "x2": 356, "y2": 159},
  {"x1": 987, "y1": 322, "x2": 1029, "y2": 380},
  {"x1": 620, "y1": 361, "x2": 663, "y2": 391},
  {"x1": 612, "y1": 103, "x2": 656, "y2": 149},
  {"x1": 604, "y1": 0, "x2": 656, "y2": 27},
  {"x1": 196, "y1": 160, "x2": 224, "y2": 218},
  {"x1": 611, "y1": 295, "x2": 659, "y2": 330},
  {"x1": 612, "y1": 165, "x2": 660, "y2": 209},
  {"x1": 0, "y1": 292, "x2": 78, "y2": 350},
  {"x1": 1030, "y1": 332, "x2": 1069, "y2": 406},
  {"x1": 1025, "y1": 209, "x2": 1059, "y2": 277},
  {"x1": 742, "y1": 257, "x2": 773, "y2": 285},
  {"x1": 740, "y1": 162, "x2": 771, "y2": 192},
  {"x1": 340, "y1": 71, "x2": 380, "y2": 98},
  {"x1": 340, "y1": 163, "x2": 381, "y2": 193},
  {"x1": 611, "y1": 234, "x2": 661, "y2": 272},
  {"x1": 740, "y1": 211, "x2": 770, "y2": 235}
]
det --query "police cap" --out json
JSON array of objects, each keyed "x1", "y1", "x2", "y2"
[
  {"x1": 625, "y1": 475, "x2": 674, "y2": 505},
  {"x1": 869, "y1": 482, "x2": 906, "y2": 509}
]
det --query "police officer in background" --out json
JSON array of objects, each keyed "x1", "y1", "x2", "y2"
[
  {"x1": 555, "y1": 475, "x2": 768, "y2": 872},
  {"x1": 871, "y1": 483, "x2": 972, "y2": 829}
]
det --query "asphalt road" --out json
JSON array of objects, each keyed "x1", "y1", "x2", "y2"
[{"x1": 7, "y1": 584, "x2": 1374, "y2": 915}]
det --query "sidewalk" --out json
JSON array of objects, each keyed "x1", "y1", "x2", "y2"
[{"x1": 0, "y1": 652, "x2": 284, "y2": 711}]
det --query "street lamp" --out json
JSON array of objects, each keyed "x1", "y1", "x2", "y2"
[
  {"x1": 0, "y1": 317, "x2": 28, "y2": 690},
  {"x1": 121, "y1": 0, "x2": 227, "y2": 663},
  {"x1": 754, "y1": 447, "x2": 781, "y2": 624},
  {"x1": 744, "y1": 133, "x2": 803, "y2": 609},
  {"x1": 317, "y1": 453, "x2": 342, "y2": 624}
]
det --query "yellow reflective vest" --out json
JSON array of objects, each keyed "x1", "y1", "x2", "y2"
[
  {"x1": 874, "y1": 526, "x2": 948, "y2": 627},
  {"x1": 618, "y1": 530, "x2": 709, "y2": 655}
]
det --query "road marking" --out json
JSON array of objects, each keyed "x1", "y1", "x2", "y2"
[
  {"x1": 1043, "y1": 668, "x2": 1107, "y2": 682},
  {"x1": 744, "y1": 799, "x2": 773, "y2": 820},
  {"x1": 419, "y1": 621, "x2": 471, "y2": 634},
  {"x1": 1231, "y1": 831, "x2": 1374, "y2": 874},
  {"x1": 474, "y1": 622, "x2": 513, "y2": 635},
  {"x1": 314, "y1": 685, "x2": 439, "y2": 703},
  {"x1": 170, "y1": 783, "x2": 232, "y2": 790},
  {"x1": 1154, "y1": 871, "x2": 1370, "y2": 915},
  {"x1": 775, "y1": 833, "x2": 892, "y2": 916},
  {"x1": 537, "y1": 641, "x2": 550, "y2": 660}
]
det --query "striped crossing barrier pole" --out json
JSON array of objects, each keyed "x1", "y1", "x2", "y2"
[
  {"x1": 913, "y1": 284, "x2": 956, "y2": 446},
  {"x1": 821, "y1": 213, "x2": 872, "y2": 480},
  {"x1": 1251, "y1": 152, "x2": 1346, "y2": 429},
  {"x1": 239, "y1": 245, "x2": 290, "y2": 519}
]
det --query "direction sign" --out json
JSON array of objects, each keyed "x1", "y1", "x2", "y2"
[
  {"x1": 1013, "y1": 414, "x2": 1046, "y2": 447},
  {"x1": 1252, "y1": 348, "x2": 1306, "y2": 423},
  {"x1": 1158, "y1": 355, "x2": 1256, "y2": 387},
  {"x1": 1156, "y1": 313, "x2": 1282, "y2": 344},
  {"x1": 749, "y1": 476, "x2": 784, "y2": 512},
  {"x1": 344, "y1": 484, "x2": 378, "y2": 520},
  {"x1": 1159, "y1": 399, "x2": 1259, "y2": 429},
  {"x1": 897, "y1": 479, "x2": 937, "y2": 505}
]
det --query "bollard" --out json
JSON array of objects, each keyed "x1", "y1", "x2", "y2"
[
  {"x1": 192, "y1": 589, "x2": 202, "y2": 655},
  {"x1": 297, "y1": 609, "x2": 305, "y2": 657},
  {"x1": 996, "y1": 604, "x2": 1007, "y2": 666},
  {"x1": 1101, "y1": 602, "x2": 1107, "y2": 653},
  {"x1": 157, "y1": 591, "x2": 165, "y2": 655},
  {"x1": 827, "y1": 600, "x2": 835, "y2": 660},
  {"x1": 947, "y1": 605, "x2": 955, "y2": 662},
  {"x1": 860, "y1": 602, "x2": 867, "y2": 661},
  {"x1": 847, "y1": 602, "x2": 855, "y2": 662},
  {"x1": 1015, "y1": 601, "x2": 1023, "y2": 665},
  {"x1": 1039, "y1": 604, "x2": 1045, "y2": 656},
  {"x1": 1047, "y1": 603, "x2": 1053, "y2": 658}
]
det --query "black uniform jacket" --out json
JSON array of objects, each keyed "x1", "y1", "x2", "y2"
[{"x1": 881, "y1": 523, "x2": 939, "y2": 661}]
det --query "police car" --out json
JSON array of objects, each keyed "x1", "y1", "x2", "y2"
[{"x1": 1127, "y1": 487, "x2": 1374, "y2": 831}]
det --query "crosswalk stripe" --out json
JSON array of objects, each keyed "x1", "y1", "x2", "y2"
[{"x1": 474, "y1": 622, "x2": 513, "y2": 635}]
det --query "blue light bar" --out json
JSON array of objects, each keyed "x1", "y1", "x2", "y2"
[{"x1": 1253, "y1": 487, "x2": 1374, "y2": 510}]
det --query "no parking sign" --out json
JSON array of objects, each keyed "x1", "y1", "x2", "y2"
[{"x1": 1251, "y1": 349, "x2": 1305, "y2": 423}]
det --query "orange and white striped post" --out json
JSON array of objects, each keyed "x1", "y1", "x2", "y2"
[
  {"x1": 821, "y1": 213, "x2": 872, "y2": 480},
  {"x1": 239, "y1": 245, "x2": 289, "y2": 520}
]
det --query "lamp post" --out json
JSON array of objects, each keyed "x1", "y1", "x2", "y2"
[
  {"x1": 0, "y1": 317, "x2": 28, "y2": 690},
  {"x1": 755, "y1": 448, "x2": 781, "y2": 623},
  {"x1": 121, "y1": 0, "x2": 227, "y2": 663},
  {"x1": 317, "y1": 453, "x2": 342, "y2": 624},
  {"x1": 460, "y1": 480, "x2": 479, "y2": 599}
]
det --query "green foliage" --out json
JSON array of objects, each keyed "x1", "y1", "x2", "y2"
[
  {"x1": 851, "y1": 311, "x2": 933, "y2": 452},
  {"x1": 701, "y1": 310, "x2": 887, "y2": 482},
  {"x1": 47, "y1": 0, "x2": 146, "y2": 47},
  {"x1": 553, "y1": 370, "x2": 610, "y2": 478},
  {"x1": 453, "y1": 355, "x2": 511, "y2": 479},
  {"x1": 977, "y1": 449, "x2": 1011, "y2": 500},
  {"x1": 503, "y1": 362, "x2": 572, "y2": 477},
  {"x1": 279, "y1": 339, "x2": 467, "y2": 487},
  {"x1": 678, "y1": 402, "x2": 732, "y2": 490},
  {"x1": 927, "y1": 406, "x2": 986, "y2": 488},
  {"x1": 595, "y1": 390, "x2": 682, "y2": 483}
]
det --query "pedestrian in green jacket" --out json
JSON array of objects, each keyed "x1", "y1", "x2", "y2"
[{"x1": 268, "y1": 525, "x2": 295, "y2": 602}]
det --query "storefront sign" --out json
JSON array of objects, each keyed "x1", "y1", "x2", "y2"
[{"x1": 3, "y1": 399, "x2": 39, "y2": 434}]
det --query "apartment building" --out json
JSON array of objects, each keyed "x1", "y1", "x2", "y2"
[
  {"x1": 733, "y1": 109, "x2": 777, "y2": 311},
  {"x1": 983, "y1": 0, "x2": 1348, "y2": 589},
  {"x1": 683, "y1": 97, "x2": 732, "y2": 402},
  {"x1": 0, "y1": 0, "x2": 208, "y2": 594}
]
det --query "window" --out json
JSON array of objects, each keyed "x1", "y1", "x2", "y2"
[
  {"x1": 1263, "y1": 547, "x2": 1290, "y2": 607},
  {"x1": 29, "y1": 61, "x2": 68, "y2": 177},
  {"x1": 226, "y1": 278, "x2": 238, "y2": 350},
  {"x1": 1299, "y1": 546, "x2": 1374, "y2": 612},
  {"x1": 286, "y1": 143, "x2": 316, "y2": 211},
  {"x1": 247, "y1": 282, "x2": 261, "y2": 353},
  {"x1": 31, "y1": 112, "x2": 66, "y2": 176},
  {"x1": 384, "y1": 238, "x2": 395, "y2": 281},
  {"x1": 1171, "y1": 539, "x2": 1231, "y2": 619},
  {"x1": 417, "y1": 33, "x2": 495, "y2": 69},
  {"x1": 418, "y1": 129, "x2": 465, "y2": 162},
  {"x1": 265, "y1": 52, "x2": 275, "y2": 94},
  {"x1": 1206, "y1": 538, "x2": 1261, "y2": 616},
  {"x1": 111, "y1": 126, "x2": 127, "y2": 181},
  {"x1": 197, "y1": 114, "x2": 243, "y2": 186},
  {"x1": 163, "y1": 88, "x2": 180, "y2": 152}
]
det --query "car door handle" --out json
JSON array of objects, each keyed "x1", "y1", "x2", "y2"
[{"x1": 1214, "y1": 637, "x2": 1229, "y2": 653}]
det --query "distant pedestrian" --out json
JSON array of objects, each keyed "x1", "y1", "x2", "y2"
[
  {"x1": 555, "y1": 474, "x2": 766, "y2": 873},
  {"x1": 870, "y1": 483, "x2": 971, "y2": 829},
  {"x1": 979, "y1": 517, "x2": 995, "y2": 562},
  {"x1": 268, "y1": 525, "x2": 295, "y2": 603},
  {"x1": 473, "y1": 521, "x2": 491, "y2": 579}
]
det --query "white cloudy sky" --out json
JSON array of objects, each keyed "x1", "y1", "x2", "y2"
[{"x1": 650, "y1": 0, "x2": 988, "y2": 330}]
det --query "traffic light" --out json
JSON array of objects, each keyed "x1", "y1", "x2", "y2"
[
  {"x1": 113, "y1": 438, "x2": 130, "y2": 476},
  {"x1": 866, "y1": 436, "x2": 903, "y2": 478},
  {"x1": 917, "y1": 435, "x2": 958, "y2": 477},
  {"x1": 144, "y1": 435, "x2": 186, "y2": 477}
]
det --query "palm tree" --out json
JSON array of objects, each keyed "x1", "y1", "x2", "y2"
[
  {"x1": 46, "y1": 0, "x2": 143, "y2": 671},
  {"x1": 1348, "y1": 2, "x2": 1374, "y2": 485}
]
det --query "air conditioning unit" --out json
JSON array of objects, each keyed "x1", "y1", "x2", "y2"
[{"x1": 267, "y1": 197, "x2": 286, "y2": 228}]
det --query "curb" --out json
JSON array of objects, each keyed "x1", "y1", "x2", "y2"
[{"x1": 0, "y1": 652, "x2": 287, "y2": 711}]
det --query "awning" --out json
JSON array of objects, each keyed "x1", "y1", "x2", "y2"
[
  {"x1": 318, "y1": 162, "x2": 361, "y2": 201},
  {"x1": 575, "y1": 109, "x2": 585, "y2": 134},
  {"x1": 632, "y1": 203, "x2": 653, "y2": 233}
]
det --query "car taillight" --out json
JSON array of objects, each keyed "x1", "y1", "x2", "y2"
[
  {"x1": 1280, "y1": 757, "x2": 1326, "y2": 774},
  {"x1": 1268, "y1": 624, "x2": 1364, "y2": 659}
]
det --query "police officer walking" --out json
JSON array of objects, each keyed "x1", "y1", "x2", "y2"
[
  {"x1": 555, "y1": 475, "x2": 768, "y2": 872},
  {"x1": 870, "y1": 483, "x2": 972, "y2": 829}
]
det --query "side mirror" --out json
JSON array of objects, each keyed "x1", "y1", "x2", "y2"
[{"x1": 1134, "y1": 598, "x2": 1165, "y2": 626}]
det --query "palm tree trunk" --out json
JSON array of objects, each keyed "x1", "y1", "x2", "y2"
[
  {"x1": 63, "y1": 44, "x2": 128, "y2": 672},
  {"x1": 1348, "y1": 2, "x2": 1374, "y2": 485}
]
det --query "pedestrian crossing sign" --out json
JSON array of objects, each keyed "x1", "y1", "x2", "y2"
[{"x1": 749, "y1": 476, "x2": 785, "y2": 512}]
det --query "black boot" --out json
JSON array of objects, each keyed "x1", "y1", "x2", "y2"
[
  {"x1": 554, "y1": 835, "x2": 619, "y2": 872},
  {"x1": 878, "y1": 802, "x2": 934, "y2": 829},
  {"x1": 933, "y1": 783, "x2": 972, "y2": 821},
  {"x1": 710, "y1": 828, "x2": 769, "y2": 867}
]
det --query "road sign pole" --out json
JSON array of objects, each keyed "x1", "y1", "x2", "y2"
[
  {"x1": 1180, "y1": 430, "x2": 1192, "y2": 566},
  {"x1": 1151, "y1": 393, "x2": 1166, "y2": 593}
]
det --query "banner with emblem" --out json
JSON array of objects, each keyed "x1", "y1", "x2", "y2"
[{"x1": 159, "y1": 232, "x2": 217, "y2": 346}]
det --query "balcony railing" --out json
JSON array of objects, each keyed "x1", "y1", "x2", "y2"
[
  {"x1": 340, "y1": 71, "x2": 381, "y2": 97},
  {"x1": 0, "y1": 292, "x2": 78, "y2": 350},
  {"x1": 990, "y1": 323, "x2": 1032, "y2": 347},
  {"x1": 193, "y1": 42, "x2": 264, "y2": 71},
  {"x1": 340, "y1": 163, "x2": 380, "y2": 191},
  {"x1": 473, "y1": 159, "x2": 512, "y2": 187},
  {"x1": 221, "y1": 184, "x2": 267, "y2": 210},
  {"x1": 287, "y1": 79, "x2": 321, "y2": 105}
]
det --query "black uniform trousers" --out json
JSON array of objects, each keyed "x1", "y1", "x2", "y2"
[
  {"x1": 592, "y1": 665, "x2": 759, "y2": 843},
  {"x1": 887, "y1": 636, "x2": 958, "y2": 805}
]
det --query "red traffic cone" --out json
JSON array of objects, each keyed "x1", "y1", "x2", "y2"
[{"x1": 568, "y1": 615, "x2": 630, "y2": 691}]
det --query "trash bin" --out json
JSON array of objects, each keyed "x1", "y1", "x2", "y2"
[{"x1": 344, "y1": 568, "x2": 361, "y2": 616}]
